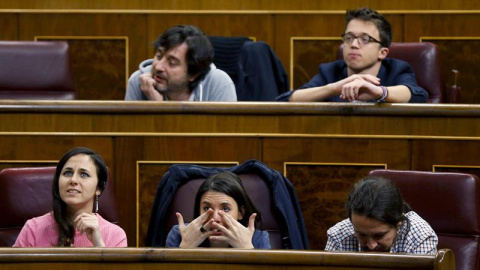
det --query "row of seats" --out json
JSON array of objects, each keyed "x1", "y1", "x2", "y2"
[
  {"x1": 0, "y1": 161, "x2": 478, "y2": 270},
  {"x1": 0, "y1": 40, "x2": 460, "y2": 102}
]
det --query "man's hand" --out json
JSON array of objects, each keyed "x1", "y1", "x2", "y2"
[
  {"x1": 140, "y1": 72, "x2": 164, "y2": 100},
  {"x1": 326, "y1": 74, "x2": 381, "y2": 102},
  {"x1": 339, "y1": 77, "x2": 383, "y2": 101}
]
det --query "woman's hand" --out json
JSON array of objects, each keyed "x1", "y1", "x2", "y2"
[
  {"x1": 73, "y1": 213, "x2": 105, "y2": 247},
  {"x1": 177, "y1": 209, "x2": 214, "y2": 248},
  {"x1": 209, "y1": 212, "x2": 256, "y2": 249}
]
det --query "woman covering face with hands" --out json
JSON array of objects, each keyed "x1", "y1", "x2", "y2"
[
  {"x1": 165, "y1": 171, "x2": 271, "y2": 249},
  {"x1": 13, "y1": 147, "x2": 127, "y2": 247}
]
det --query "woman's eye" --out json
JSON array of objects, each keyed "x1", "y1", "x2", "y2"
[
  {"x1": 222, "y1": 206, "x2": 230, "y2": 212},
  {"x1": 63, "y1": 171, "x2": 73, "y2": 177},
  {"x1": 80, "y1": 172, "x2": 90, "y2": 178},
  {"x1": 203, "y1": 206, "x2": 210, "y2": 211}
]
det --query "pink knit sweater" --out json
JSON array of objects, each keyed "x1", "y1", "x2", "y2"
[{"x1": 13, "y1": 212, "x2": 127, "y2": 247}]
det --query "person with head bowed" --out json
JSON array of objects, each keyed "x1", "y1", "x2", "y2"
[
  {"x1": 166, "y1": 171, "x2": 270, "y2": 249},
  {"x1": 13, "y1": 147, "x2": 127, "y2": 247},
  {"x1": 325, "y1": 176, "x2": 437, "y2": 254}
]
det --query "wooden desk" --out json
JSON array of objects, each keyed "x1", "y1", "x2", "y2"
[
  {"x1": 0, "y1": 100, "x2": 479, "y2": 248},
  {"x1": 0, "y1": 248, "x2": 455, "y2": 270}
]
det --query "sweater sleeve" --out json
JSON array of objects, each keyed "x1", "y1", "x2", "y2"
[{"x1": 13, "y1": 219, "x2": 37, "y2": 247}]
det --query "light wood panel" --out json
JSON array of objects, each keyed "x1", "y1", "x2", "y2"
[{"x1": 0, "y1": 248, "x2": 455, "y2": 270}]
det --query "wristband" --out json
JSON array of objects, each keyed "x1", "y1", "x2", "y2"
[{"x1": 376, "y1": 86, "x2": 388, "y2": 103}]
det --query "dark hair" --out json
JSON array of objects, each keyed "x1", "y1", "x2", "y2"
[
  {"x1": 52, "y1": 147, "x2": 108, "y2": 246},
  {"x1": 347, "y1": 176, "x2": 411, "y2": 228},
  {"x1": 194, "y1": 171, "x2": 262, "y2": 228},
  {"x1": 153, "y1": 24, "x2": 214, "y2": 90},
  {"x1": 345, "y1": 7, "x2": 392, "y2": 48}
]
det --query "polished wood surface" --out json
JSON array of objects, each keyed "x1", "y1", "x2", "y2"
[
  {"x1": 1, "y1": 101, "x2": 480, "y2": 248},
  {"x1": 0, "y1": 248, "x2": 455, "y2": 270}
]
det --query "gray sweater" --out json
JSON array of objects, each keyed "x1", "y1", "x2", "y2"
[{"x1": 125, "y1": 59, "x2": 237, "y2": 101}]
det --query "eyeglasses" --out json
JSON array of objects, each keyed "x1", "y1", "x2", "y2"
[{"x1": 342, "y1": 33, "x2": 381, "y2": 45}]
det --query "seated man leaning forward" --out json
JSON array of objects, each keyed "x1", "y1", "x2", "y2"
[
  {"x1": 326, "y1": 176, "x2": 438, "y2": 254},
  {"x1": 166, "y1": 171, "x2": 271, "y2": 249},
  {"x1": 276, "y1": 7, "x2": 428, "y2": 103},
  {"x1": 125, "y1": 24, "x2": 236, "y2": 101}
]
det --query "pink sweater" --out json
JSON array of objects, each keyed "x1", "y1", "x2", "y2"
[{"x1": 13, "y1": 212, "x2": 127, "y2": 247}]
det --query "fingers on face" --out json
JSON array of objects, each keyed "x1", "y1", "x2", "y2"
[
  {"x1": 248, "y1": 213, "x2": 257, "y2": 229},
  {"x1": 176, "y1": 212, "x2": 185, "y2": 227}
]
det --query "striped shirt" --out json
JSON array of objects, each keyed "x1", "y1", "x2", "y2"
[
  {"x1": 325, "y1": 211, "x2": 438, "y2": 254},
  {"x1": 13, "y1": 212, "x2": 127, "y2": 247}
]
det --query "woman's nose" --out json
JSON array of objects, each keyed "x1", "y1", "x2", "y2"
[
  {"x1": 213, "y1": 210, "x2": 221, "y2": 222},
  {"x1": 366, "y1": 238, "x2": 378, "y2": 250}
]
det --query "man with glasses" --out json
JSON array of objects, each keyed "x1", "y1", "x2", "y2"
[{"x1": 276, "y1": 7, "x2": 428, "y2": 103}]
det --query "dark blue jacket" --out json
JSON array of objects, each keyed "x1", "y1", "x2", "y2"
[
  {"x1": 276, "y1": 58, "x2": 428, "y2": 103},
  {"x1": 209, "y1": 36, "x2": 289, "y2": 101},
  {"x1": 145, "y1": 159, "x2": 309, "y2": 249}
]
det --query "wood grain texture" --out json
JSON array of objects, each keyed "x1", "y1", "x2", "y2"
[
  {"x1": 286, "y1": 164, "x2": 386, "y2": 250},
  {"x1": 1, "y1": 101, "x2": 480, "y2": 246},
  {"x1": 0, "y1": 0, "x2": 478, "y2": 10},
  {"x1": 145, "y1": 14, "x2": 274, "y2": 49},
  {"x1": 18, "y1": 13, "x2": 148, "y2": 94},
  {"x1": 0, "y1": 248, "x2": 455, "y2": 270},
  {"x1": 0, "y1": 14, "x2": 17, "y2": 40}
]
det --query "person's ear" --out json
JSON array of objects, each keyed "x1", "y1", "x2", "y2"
[
  {"x1": 95, "y1": 189, "x2": 101, "y2": 196},
  {"x1": 396, "y1": 221, "x2": 402, "y2": 230},
  {"x1": 378, "y1": 47, "x2": 389, "y2": 60},
  {"x1": 188, "y1": 72, "x2": 200, "y2": 82},
  {"x1": 238, "y1": 206, "x2": 245, "y2": 220}
]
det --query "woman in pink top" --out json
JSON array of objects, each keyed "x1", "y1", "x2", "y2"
[{"x1": 13, "y1": 147, "x2": 127, "y2": 247}]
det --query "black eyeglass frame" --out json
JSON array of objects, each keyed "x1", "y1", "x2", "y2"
[{"x1": 341, "y1": 33, "x2": 382, "y2": 46}]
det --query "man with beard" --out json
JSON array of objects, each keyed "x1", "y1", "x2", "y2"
[
  {"x1": 325, "y1": 176, "x2": 438, "y2": 254},
  {"x1": 276, "y1": 7, "x2": 428, "y2": 103},
  {"x1": 126, "y1": 25, "x2": 236, "y2": 101}
]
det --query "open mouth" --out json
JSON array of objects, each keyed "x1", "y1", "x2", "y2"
[{"x1": 67, "y1": 189, "x2": 81, "y2": 194}]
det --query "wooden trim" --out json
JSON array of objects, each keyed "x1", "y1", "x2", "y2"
[
  {"x1": 0, "y1": 9, "x2": 480, "y2": 14},
  {"x1": 1, "y1": 100, "x2": 480, "y2": 117},
  {"x1": 284, "y1": 162, "x2": 387, "y2": 177}
]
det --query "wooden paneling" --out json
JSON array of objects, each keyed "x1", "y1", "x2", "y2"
[
  {"x1": 37, "y1": 37, "x2": 128, "y2": 100},
  {"x1": 2, "y1": 101, "x2": 480, "y2": 246},
  {"x1": 146, "y1": 14, "x2": 274, "y2": 48},
  {"x1": 411, "y1": 140, "x2": 480, "y2": 173},
  {"x1": 285, "y1": 163, "x2": 386, "y2": 250},
  {"x1": 2, "y1": 10, "x2": 480, "y2": 103},
  {"x1": 0, "y1": 0, "x2": 479, "y2": 10},
  {"x1": 0, "y1": 14, "x2": 17, "y2": 40},
  {"x1": 421, "y1": 38, "x2": 480, "y2": 104},
  {"x1": 17, "y1": 13, "x2": 148, "y2": 99},
  {"x1": 0, "y1": 248, "x2": 455, "y2": 270},
  {"x1": 114, "y1": 136, "x2": 261, "y2": 246},
  {"x1": 403, "y1": 15, "x2": 480, "y2": 103}
]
